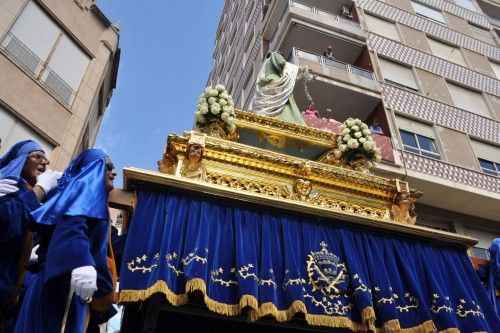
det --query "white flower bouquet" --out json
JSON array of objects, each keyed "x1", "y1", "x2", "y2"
[
  {"x1": 334, "y1": 118, "x2": 382, "y2": 170},
  {"x1": 195, "y1": 84, "x2": 236, "y2": 135}
]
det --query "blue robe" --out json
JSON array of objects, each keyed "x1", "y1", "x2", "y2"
[
  {"x1": 14, "y1": 216, "x2": 113, "y2": 333},
  {"x1": 487, "y1": 239, "x2": 500, "y2": 318},
  {"x1": 0, "y1": 179, "x2": 38, "y2": 329}
]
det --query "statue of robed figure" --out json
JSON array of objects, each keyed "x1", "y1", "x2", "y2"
[{"x1": 251, "y1": 52, "x2": 306, "y2": 126}]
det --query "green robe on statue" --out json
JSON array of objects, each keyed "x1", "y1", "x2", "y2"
[{"x1": 252, "y1": 52, "x2": 306, "y2": 126}]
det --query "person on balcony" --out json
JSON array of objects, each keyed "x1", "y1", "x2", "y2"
[
  {"x1": 251, "y1": 51, "x2": 306, "y2": 126},
  {"x1": 14, "y1": 149, "x2": 117, "y2": 333},
  {"x1": 0, "y1": 140, "x2": 61, "y2": 331},
  {"x1": 323, "y1": 45, "x2": 334, "y2": 60},
  {"x1": 369, "y1": 119, "x2": 383, "y2": 135},
  {"x1": 303, "y1": 102, "x2": 319, "y2": 118},
  {"x1": 324, "y1": 108, "x2": 341, "y2": 123}
]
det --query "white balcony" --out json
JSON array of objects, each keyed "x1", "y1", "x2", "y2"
[
  {"x1": 289, "y1": 48, "x2": 381, "y2": 123},
  {"x1": 264, "y1": 0, "x2": 365, "y2": 62}
]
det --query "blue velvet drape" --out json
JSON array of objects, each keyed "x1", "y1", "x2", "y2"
[{"x1": 120, "y1": 187, "x2": 500, "y2": 332}]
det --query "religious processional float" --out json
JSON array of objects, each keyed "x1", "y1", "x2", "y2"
[{"x1": 116, "y1": 52, "x2": 499, "y2": 332}]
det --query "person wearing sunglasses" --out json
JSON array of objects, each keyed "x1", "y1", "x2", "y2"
[
  {"x1": 14, "y1": 149, "x2": 117, "y2": 333},
  {"x1": 0, "y1": 140, "x2": 61, "y2": 330}
]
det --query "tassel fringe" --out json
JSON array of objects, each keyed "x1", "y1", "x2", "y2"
[{"x1": 118, "y1": 279, "x2": 470, "y2": 332}]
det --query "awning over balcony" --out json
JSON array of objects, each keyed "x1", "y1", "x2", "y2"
[{"x1": 119, "y1": 187, "x2": 500, "y2": 332}]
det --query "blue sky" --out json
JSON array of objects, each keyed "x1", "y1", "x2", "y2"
[{"x1": 95, "y1": 1, "x2": 225, "y2": 187}]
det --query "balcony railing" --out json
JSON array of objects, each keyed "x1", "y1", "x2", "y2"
[
  {"x1": 292, "y1": 48, "x2": 375, "y2": 80},
  {"x1": 0, "y1": 32, "x2": 76, "y2": 106},
  {"x1": 269, "y1": 1, "x2": 362, "y2": 52},
  {"x1": 289, "y1": 0, "x2": 361, "y2": 29}
]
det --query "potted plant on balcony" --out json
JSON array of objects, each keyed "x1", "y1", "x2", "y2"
[
  {"x1": 194, "y1": 84, "x2": 238, "y2": 141},
  {"x1": 333, "y1": 118, "x2": 382, "y2": 173}
]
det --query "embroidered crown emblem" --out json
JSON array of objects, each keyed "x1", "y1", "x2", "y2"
[{"x1": 306, "y1": 242, "x2": 348, "y2": 295}]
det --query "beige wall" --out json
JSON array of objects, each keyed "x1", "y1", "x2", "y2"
[
  {"x1": 436, "y1": 126, "x2": 482, "y2": 171},
  {"x1": 462, "y1": 48, "x2": 496, "y2": 77},
  {"x1": 414, "y1": 69, "x2": 454, "y2": 104},
  {"x1": 0, "y1": 1, "x2": 21, "y2": 35},
  {"x1": 386, "y1": 0, "x2": 413, "y2": 12},
  {"x1": 0, "y1": 0, "x2": 119, "y2": 170},
  {"x1": 399, "y1": 24, "x2": 431, "y2": 52},
  {"x1": 443, "y1": 12, "x2": 473, "y2": 36},
  {"x1": 485, "y1": 93, "x2": 500, "y2": 121}
]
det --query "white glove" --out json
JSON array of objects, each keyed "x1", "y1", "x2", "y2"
[
  {"x1": 35, "y1": 170, "x2": 62, "y2": 193},
  {"x1": 0, "y1": 178, "x2": 18, "y2": 197},
  {"x1": 29, "y1": 244, "x2": 39, "y2": 265},
  {"x1": 71, "y1": 266, "x2": 97, "y2": 300}
]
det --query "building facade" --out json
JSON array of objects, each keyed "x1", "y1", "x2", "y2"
[
  {"x1": 208, "y1": 0, "x2": 500, "y2": 259},
  {"x1": 0, "y1": 0, "x2": 120, "y2": 170}
]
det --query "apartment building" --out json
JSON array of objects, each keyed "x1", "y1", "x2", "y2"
[
  {"x1": 208, "y1": 0, "x2": 500, "y2": 260},
  {"x1": 0, "y1": 0, "x2": 120, "y2": 170}
]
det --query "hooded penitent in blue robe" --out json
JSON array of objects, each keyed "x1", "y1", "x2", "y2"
[
  {"x1": 487, "y1": 238, "x2": 500, "y2": 318},
  {"x1": 14, "y1": 149, "x2": 113, "y2": 333},
  {"x1": 0, "y1": 140, "x2": 43, "y2": 328}
]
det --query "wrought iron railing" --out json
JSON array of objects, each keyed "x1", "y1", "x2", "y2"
[
  {"x1": 292, "y1": 48, "x2": 375, "y2": 80},
  {"x1": 0, "y1": 32, "x2": 76, "y2": 105}
]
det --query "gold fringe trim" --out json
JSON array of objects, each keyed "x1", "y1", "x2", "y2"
[
  {"x1": 118, "y1": 279, "x2": 471, "y2": 333},
  {"x1": 306, "y1": 313, "x2": 367, "y2": 331},
  {"x1": 118, "y1": 280, "x2": 187, "y2": 306},
  {"x1": 438, "y1": 329, "x2": 460, "y2": 333},
  {"x1": 249, "y1": 300, "x2": 306, "y2": 322},
  {"x1": 361, "y1": 306, "x2": 376, "y2": 330},
  {"x1": 382, "y1": 319, "x2": 401, "y2": 332},
  {"x1": 371, "y1": 319, "x2": 438, "y2": 333}
]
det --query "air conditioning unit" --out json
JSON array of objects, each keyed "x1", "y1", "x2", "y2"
[{"x1": 341, "y1": 5, "x2": 353, "y2": 19}]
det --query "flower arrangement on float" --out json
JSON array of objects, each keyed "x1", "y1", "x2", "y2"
[
  {"x1": 194, "y1": 84, "x2": 237, "y2": 139},
  {"x1": 333, "y1": 118, "x2": 382, "y2": 172}
]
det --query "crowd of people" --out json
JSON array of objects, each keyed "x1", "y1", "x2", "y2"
[{"x1": 0, "y1": 140, "x2": 119, "y2": 332}]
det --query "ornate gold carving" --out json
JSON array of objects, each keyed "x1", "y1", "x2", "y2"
[
  {"x1": 317, "y1": 149, "x2": 342, "y2": 167},
  {"x1": 390, "y1": 191, "x2": 417, "y2": 224},
  {"x1": 256, "y1": 132, "x2": 311, "y2": 151},
  {"x1": 158, "y1": 142, "x2": 178, "y2": 175},
  {"x1": 172, "y1": 133, "x2": 396, "y2": 202},
  {"x1": 205, "y1": 172, "x2": 389, "y2": 220},
  {"x1": 285, "y1": 179, "x2": 319, "y2": 203},
  {"x1": 179, "y1": 133, "x2": 207, "y2": 181},
  {"x1": 235, "y1": 110, "x2": 337, "y2": 147}
]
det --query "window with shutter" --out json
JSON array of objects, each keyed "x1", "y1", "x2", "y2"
[{"x1": 379, "y1": 58, "x2": 419, "y2": 91}]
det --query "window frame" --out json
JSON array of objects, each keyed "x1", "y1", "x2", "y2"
[
  {"x1": 410, "y1": 1, "x2": 446, "y2": 25},
  {"x1": 478, "y1": 158, "x2": 500, "y2": 177},
  {"x1": 0, "y1": 0, "x2": 89, "y2": 106},
  {"x1": 471, "y1": 247, "x2": 490, "y2": 260},
  {"x1": 378, "y1": 58, "x2": 420, "y2": 92},
  {"x1": 454, "y1": 0, "x2": 478, "y2": 12},
  {"x1": 399, "y1": 129, "x2": 441, "y2": 159}
]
